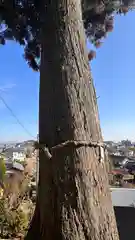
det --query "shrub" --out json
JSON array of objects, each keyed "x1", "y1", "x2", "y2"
[{"x1": 0, "y1": 197, "x2": 32, "y2": 238}]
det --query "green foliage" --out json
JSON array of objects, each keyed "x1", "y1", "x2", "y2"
[
  {"x1": 0, "y1": 197, "x2": 34, "y2": 238},
  {"x1": 0, "y1": 158, "x2": 6, "y2": 183},
  {"x1": 0, "y1": 1, "x2": 134, "y2": 69},
  {"x1": 83, "y1": 0, "x2": 133, "y2": 47},
  {"x1": 0, "y1": 162, "x2": 35, "y2": 238},
  {"x1": 129, "y1": 147, "x2": 135, "y2": 152},
  {"x1": 4, "y1": 209, "x2": 28, "y2": 236}
]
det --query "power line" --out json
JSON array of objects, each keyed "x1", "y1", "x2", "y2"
[{"x1": 0, "y1": 93, "x2": 35, "y2": 139}]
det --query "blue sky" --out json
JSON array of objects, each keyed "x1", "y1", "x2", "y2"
[
  {"x1": 0, "y1": 11, "x2": 135, "y2": 142},
  {"x1": 0, "y1": 43, "x2": 39, "y2": 142}
]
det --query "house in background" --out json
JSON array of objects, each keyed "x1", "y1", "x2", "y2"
[
  {"x1": 5, "y1": 162, "x2": 24, "y2": 181},
  {"x1": 0, "y1": 155, "x2": 25, "y2": 201},
  {"x1": 5, "y1": 161, "x2": 24, "y2": 180},
  {"x1": 4, "y1": 161, "x2": 25, "y2": 206},
  {"x1": 2, "y1": 147, "x2": 26, "y2": 163},
  {"x1": 13, "y1": 150, "x2": 26, "y2": 162},
  {"x1": 108, "y1": 154, "x2": 128, "y2": 167}
]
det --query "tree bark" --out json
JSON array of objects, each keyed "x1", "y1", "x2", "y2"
[{"x1": 25, "y1": 0, "x2": 119, "y2": 239}]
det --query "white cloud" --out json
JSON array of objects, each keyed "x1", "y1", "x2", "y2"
[{"x1": 0, "y1": 83, "x2": 16, "y2": 92}]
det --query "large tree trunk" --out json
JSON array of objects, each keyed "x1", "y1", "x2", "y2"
[{"x1": 25, "y1": 0, "x2": 119, "y2": 239}]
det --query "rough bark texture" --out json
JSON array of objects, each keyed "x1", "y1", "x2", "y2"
[{"x1": 25, "y1": 0, "x2": 119, "y2": 239}]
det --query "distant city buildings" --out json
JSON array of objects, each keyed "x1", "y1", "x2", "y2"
[{"x1": 105, "y1": 139, "x2": 135, "y2": 159}]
